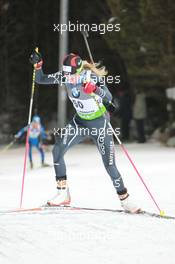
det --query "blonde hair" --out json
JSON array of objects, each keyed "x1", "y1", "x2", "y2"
[{"x1": 82, "y1": 60, "x2": 108, "y2": 76}]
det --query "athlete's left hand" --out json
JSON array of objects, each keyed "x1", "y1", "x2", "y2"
[
  {"x1": 29, "y1": 51, "x2": 43, "y2": 70},
  {"x1": 83, "y1": 82, "x2": 97, "y2": 94},
  {"x1": 14, "y1": 134, "x2": 20, "y2": 139}
]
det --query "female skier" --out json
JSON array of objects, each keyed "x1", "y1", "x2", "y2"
[
  {"x1": 30, "y1": 51, "x2": 140, "y2": 213},
  {"x1": 15, "y1": 115, "x2": 47, "y2": 168}
]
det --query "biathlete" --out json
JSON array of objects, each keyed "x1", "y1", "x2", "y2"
[
  {"x1": 15, "y1": 115, "x2": 47, "y2": 169},
  {"x1": 30, "y1": 51, "x2": 140, "y2": 213}
]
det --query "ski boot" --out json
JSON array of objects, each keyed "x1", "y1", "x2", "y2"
[
  {"x1": 41, "y1": 161, "x2": 50, "y2": 167},
  {"x1": 47, "y1": 179, "x2": 71, "y2": 206},
  {"x1": 30, "y1": 161, "x2": 33, "y2": 169},
  {"x1": 119, "y1": 193, "x2": 141, "y2": 213}
]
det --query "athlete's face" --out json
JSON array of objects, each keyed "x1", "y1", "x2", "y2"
[{"x1": 32, "y1": 121, "x2": 40, "y2": 129}]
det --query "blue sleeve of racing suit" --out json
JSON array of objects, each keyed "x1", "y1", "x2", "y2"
[
  {"x1": 40, "y1": 126, "x2": 47, "y2": 139},
  {"x1": 15, "y1": 126, "x2": 28, "y2": 138}
]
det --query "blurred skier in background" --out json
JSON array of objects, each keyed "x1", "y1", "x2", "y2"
[
  {"x1": 15, "y1": 115, "x2": 47, "y2": 168},
  {"x1": 133, "y1": 89, "x2": 147, "y2": 143},
  {"x1": 118, "y1": 89, "x2": 132, "y2": 142}
]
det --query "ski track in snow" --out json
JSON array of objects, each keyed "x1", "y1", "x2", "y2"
[{"x1": 0, "y1": 143, "x2": 175, "y2": 264}]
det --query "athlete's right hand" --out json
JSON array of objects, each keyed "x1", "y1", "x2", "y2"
[{"x1": 29, "y1": 50, "x2": 43, "y2": 70}]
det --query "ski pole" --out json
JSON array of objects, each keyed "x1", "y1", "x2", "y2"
[
  {"x1": 81, "y1": 29, "x2": 94, "y2": 64},
  {"x1": 0, "y1": 138, "x2": 16, "y2": 154},
  {"x1": 91, "y1": 94, "x2": 164, "y2": 216},
  {"x1": 19, "y1": 47, "x2": 39, "y2": 208},
  {"x1": 81, "y1": 30, "x2": 164, "y2": 216}
]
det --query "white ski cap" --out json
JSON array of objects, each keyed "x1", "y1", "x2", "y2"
[{"x1": 32, "y1": 115, "x2": 41, "y2": 123}]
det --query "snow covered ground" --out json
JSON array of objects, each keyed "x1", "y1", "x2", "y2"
[{"x1": 0, "y1": 142, "x2": 175, "y2": 264}]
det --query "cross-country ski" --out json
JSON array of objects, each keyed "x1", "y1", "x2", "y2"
[{"x1": 0, "y1": 205, "x2": 174, "y2": 220}]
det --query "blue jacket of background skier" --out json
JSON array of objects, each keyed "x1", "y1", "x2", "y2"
[{"x1": 15, "y1": 116, "x2": 47, "y2": 146}]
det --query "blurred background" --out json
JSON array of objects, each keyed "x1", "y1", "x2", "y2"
[{"x1": 0, "y1": 0, "x2": 175, "y2": 146}]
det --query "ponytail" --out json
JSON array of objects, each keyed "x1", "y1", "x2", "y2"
[{"x1": 82, "y1": 60, "x2": 108, "y2": 76}]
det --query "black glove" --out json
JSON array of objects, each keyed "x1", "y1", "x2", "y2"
[
  {"x1": 103, "y1": 98, "x2": 120, "y2": 114},
  {"x1": 29, "y1": 50, "x2": 42, "y2": 64}
]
